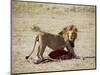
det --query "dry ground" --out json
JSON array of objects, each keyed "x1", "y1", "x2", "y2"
[{"x1": 12, "y1": 1, "x2": 96, "y2": 74}]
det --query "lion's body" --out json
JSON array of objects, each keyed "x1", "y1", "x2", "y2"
[
  {"x1": 37, "y1": 31, "x2": 66, "y2": 50},
  {"x1": 25, "y1": 25, "x2": 78, "y2": 62}
]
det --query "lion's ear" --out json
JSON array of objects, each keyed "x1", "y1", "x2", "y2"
[
  {"x1": 58, "y1": 31, "x2": 63, "y2": 35},
  {"x1": 75, "y1": 28, "x2": 78, "y2": 32},
  {"x1": 63, "y1": 27, "x2": 68, "y2": 31}
]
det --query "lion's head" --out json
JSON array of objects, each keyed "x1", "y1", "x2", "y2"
[{"x1": 59, "y1": 25, "x2": 78, "y2": 42}]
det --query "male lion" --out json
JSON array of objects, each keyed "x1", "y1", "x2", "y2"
[{"x1": 25, "y1": 25, "x2": 78, "y2": 62}]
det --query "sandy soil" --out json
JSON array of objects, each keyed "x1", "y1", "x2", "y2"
[{"x1": 12, "y1": 1, "x2": 96, "y2": 74}]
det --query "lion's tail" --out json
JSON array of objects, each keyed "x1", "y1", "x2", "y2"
[{"x1": 25, "y1": 35, "x2": 39, "y2": 59}]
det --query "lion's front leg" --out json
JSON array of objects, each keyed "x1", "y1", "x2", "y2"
[{"x1": 66, "y1": 41, "x2": 77, "y2": 58}]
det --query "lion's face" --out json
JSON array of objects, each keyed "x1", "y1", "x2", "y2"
[
  {"x1": 67, "y1": 29, "x2": 77, "y2": 42},
  {"x1": 61, "y1": 25, "x2": 78, "y2": 42}
]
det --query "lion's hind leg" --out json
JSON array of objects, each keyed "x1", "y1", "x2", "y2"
[
  {"x1": 39, "y1": 44, "x2": 46, "y2": 60},
  {"x1": 36, "y1": 45, "x2": 41, "y2": 59}
]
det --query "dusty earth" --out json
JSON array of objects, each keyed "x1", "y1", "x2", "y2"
[{"x1": 12, "y1": 1, "x2": 96, "y2": 74}]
